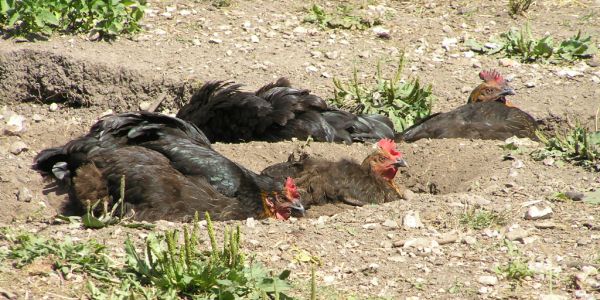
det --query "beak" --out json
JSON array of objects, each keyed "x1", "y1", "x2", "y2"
[
  {"x1": 394, "y1": 158, "x2": 408, "y2": 168},
  {"x1": 501, "y1": 87, "x2": 515, "y2": 96},
  {"x1": 289, "y1": 199, "x2": 306, "y2": 217}
]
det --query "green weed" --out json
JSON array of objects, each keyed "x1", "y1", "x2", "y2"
[
  {"x1": 0, "y1": 0, "x2": 146, "y2": 39},
  {"x1": 460, "y1": 209, "x2": 508, "y2": 230},
  {"x1": 531, "y1": 123, "x2": 600, "y2": 171},
  {"x1": 466, "y1": 23, "x2": 597, "y2": 63},
  {"x1": 329, "y1": 56, "x2": 434, "y2": 131}
]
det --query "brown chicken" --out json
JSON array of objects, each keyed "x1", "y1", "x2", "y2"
[
  {"x1": 261, "y1": 139, "x2": 407, "y2": 208},
  {"x1": 34, "y1": 112, "x2": 304, "y2": 222},
  {"x1": 399, "y1": 70, "x2": 537, "y2": 142}
]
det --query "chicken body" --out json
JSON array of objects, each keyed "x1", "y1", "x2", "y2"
[
  {"x1": 34, "y1": 112, "x2": 303, "y2": 221},
  {"x1": 261, "y1": 139, "x2": 407, "y2": 208},
  {"x1": 176, "y1": 78, "x2": 395, "y2": 143},
  {"x1": 399, "y1": 70, "x2": 537, "y2": 142}
]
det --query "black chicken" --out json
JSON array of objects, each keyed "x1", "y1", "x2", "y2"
[
  {"x1": 399, "y1": 70, "x2": 537, "y2": 142},
  {"x1": 261, "y1": 139, "x2": 407, "y2": 208},
  {"x1": 176, "y1": 78, "x2": 395, "y2": 143},
  {"x1": 34, "y1": 112, "x2": 304, "y2": 222}
]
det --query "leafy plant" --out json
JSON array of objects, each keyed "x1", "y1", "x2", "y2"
[
  {"x1": 0, "y1": 0, "x2": 146, "y2": 39},
  {"x1": 460, "y1": 208, "x2": 508, "y2": 230},
  {"x1": 531, "y1": 124, "x2": 600, "y2": 171},
  {"x1": 508, "y1": 0, "x2": 534, "y2": 16},
  {"x1": 304, "y1": 4, "x2": 381, "y2": 30},
  {"x1": 466, "y1": 24, "x2": 597, "y2": 63},
  {"x1": 495, "y1": 240, "x2": 534, "y2": 283},
  {"x1": 330, "y1": 56, "x2": 434, "y2": 131}
]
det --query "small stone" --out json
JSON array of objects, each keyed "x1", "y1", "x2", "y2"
[
  {"x1": 293, "y1": 26, "x2": 307, "y2": 34},
  {"x1": 462, "y1": 235, "x2": 477, "y2": 245},
  {"x1": 437, "y1": 231, "x2": 459, "y2": 245},
  {"x1": 512, "y1": 159, "x2": 524, "y2": 169},
  {"x1": 463, "y1": 51, "x2": 475, "y2": 58},
  {"x1": 387, "y1": 255, "x2": 406, "y2": 262},
  {"x1": 441, "y1": 37, "x2": 458, "y2": 50},
  {"x1": 153, "y1": 29, "x2": 167, "y2": 35},
  {"x1": 403, "y1": 210, "x2": 423, "y2": 229},
  {"x1": 320, "y1": 72, "x2": 331, "y2": 78},
  {"x1": 380, "y1": 240, "x2": 393, "y2": 248},
  {"x1": 471, "y1": 59, "x2": 482, "y2": 68},
  {"x1": 484, "y1": 42, "x2": 500, "y2": 49},
  {"x1": 478, "y1": 286, "x2": 491, "y2": 294},
  {"x1": 192, "y1": 39, "x2": 201, "y2": 46},
  {"x1": 478, "y1": 275, "x2": 498, "y2": 286},
  {"x1": 542, "y1": 157, "x2": 555, "y2": 166},
  {"x1": 372, "y1": 26, "x2": 390, "y2": 39},
  {"x1": 382, "y1": 219, "x2": 399, "y2": 228},
  {"x1": 208, "y1": 38, "x2": 222, "y2": 44},
  {"x1": 363, "y1": 223, "x2": 379, "y2": 230},
  {"x1": 5, "y1": 114, "x2": 25, "y2": 134},
  {"x1": 534, "y1": 221, "x2": 557, "y2": 229},
  {"x1": 505, "y1": 227, "x2": 529, "y2": 242},
  {"x1": 17, "y1": 187, "x2": 33, "y2": 202},
  {"x1": 325, "y1": 51, "x2": 339, "y2": 59},
  {"x1": 525, "y1": 81, "x2": 536, "y2": 88},
  {"x1": 524, "y1": 205, "x2": 553, "y2": 220},
  {"x1": 245, "y1": 217, "x2": 256, "y2": 228},
  {"x1": 305, "y1": 65, "x2": 318, "y2": 73},
  {"x1": 49, "y1": 103, "x2": 59, "y2": 111},
  {"x1": 323, "y1": 275, "x2": 335, "y2": 284},
  {"x1": 249, "y1": 35, "x2": 260, "y2": 43},
  {"x1": 138, "y1": 101, "x2": 151, "y2": 111},
  {"x1": 179, "y1": 9, "x2": 191, "y2": 16},
  {"x1": 557, "y1": 69, "x2": 583, "y2": 78},
  {"x1": 499, "y1": 58, "x2": 517, "y2": 67},
  {"x1": 564, "y1": 191, "x2": 584, "y2": 201},
  {"x1": 310, "y1": 51, "x2": 322, "y2": 58},
  {"x1": 358, "y1": 51, "x2": 371, "y2": 58},
  {"x1": 442, "y1": 24, "x2": 453, "y2": 33},
  {"x1": 100, "y1": 109, "x2": 114, "y2": 117},
  {"x1": 9, "y1": 141, "x2": 28, "y2": 155},
  {"x1": 32, "y1": 114, "x2": 43, "y2": 122},
  {"x1": 401, "y1": 237, "x2": 439, "y2": 249}
]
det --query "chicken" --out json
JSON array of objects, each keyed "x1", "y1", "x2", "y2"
[
  {"x1": 399, "y1": 70, "x2": 537, "y2": 142},
  {"x1": 33, "y1": 112, "x2": 304, "y2": 222},
  {"x1": 261, "y1": 139, "x2": 407, "y2": 208},
  {"x1": 176, "y1": 78, "x2": 395, "y2": 143}
]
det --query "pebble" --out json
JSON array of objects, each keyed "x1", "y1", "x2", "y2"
[
  {"x1": 5, "y1": 114, "x2": 25, "y2": 134},
  {"x1": 372, "y1": 26, "x2": 390, "y2": 39},
  {"x1": 399, "y1": 237, "x2": 439, "y2": 249},
  {"x1": 245, "y1": 217, "x2": 256, "y2": 228},
  {"x1": 564, "y1": 191, "x2": 584, "y2": 201},
  {"x1": 320, "y1": 72, "x2": 331, "y2": 78},
  {"x1": 293, "y1": 26, "x2": 307, "y2": 35},
  {"x1": 524, "y1": 205, "x2": 553, "y2": 220},
  {"x1": 403, "y1": 189, "x2": 416, "y2": 201},
  {"x1": 557, "y1": 69, "x2": 583, "y2": 78},
  {"x1": 325, "y1": 51, "x2": 339, "y2": 60},
  {"x1": 17, "y1": 187, "x2": 33, "y2": 202},
  {"x1": 249, "y1": 35, "x2": 260, "y2": 43},
  {"x1": 499, "y1": 58, "x2": 518, "y2": 67},
  {"x1": 192, "y1": 39, "x2": 201, "y2": 46},
  {"x1": 403, "y1": 210, "x2": 423, "y2": 229},
  {"x1": 505, "y1": 227, "x2": 529, "y2": 242},
  {"x1": 49, "y1": 103, "x2": 59, "y2": 111},
  {"x1": 138, "y1": 101, "x2": 151, "y2": 111},
  {"x1": 463, "y1": 51, "x2": 475, "y2": 58},
  {"x1": 462, "y1": 235, "x2": 477, "y2": 245},
  {"x1": 478, "y1": 275, "x2": 498, "y2": 286},
  {"x1": 208, "y1": 38, "x2": 222, "y2": 44},
  {"x1": 382, "y1": 219, "x2": 399, "y2": 228},
  {"x1": 362, "y1": 223, "x2": 379, "y2": 230},
  {"x1": 525, "y1": 81, "x2": 536, "y2": 88},
  {"x1": 9, "y1": 141, "x2": 28, "y2": 154},
  {"x1": 441, "y1": 37, "x2": 457, "y2": 50},
  {"x1": 305, "y1": 65, "x2": 318, "y2": 73},
  {"x1": 534, "y1": 221, "x2": 557, "y2": 229},
  {"x1": 32, "y1": 114, "x2": 43, "y2": 122}
]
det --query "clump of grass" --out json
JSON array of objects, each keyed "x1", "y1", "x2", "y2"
[
  {"x1": 460, "y1": 208, "x2": 508, "y2": 230},
  {"x1": 466, "y1": 23, "x2": 597, "y2": 63},
  {"x1": 531, "y1": 122, "x2": 600, "y2": 171},
  {"x1": 304, "y1": 4, "x2": 381, "y2": 30},
  {"x1": 0, "y1": 0, "x2": 146, "y2": 39},
  {"x1": 495, "y1": 241, "x2": 534, "y2": 283},
  {"x1": 4, "y1": 212, "x2": 299, "y2": 298},
  {"x1": 329, "y1": 56, "x2": 434, "y2": 132},
  {"x1": 508, "y1": 0, "x2": 534, "y2": 16}
]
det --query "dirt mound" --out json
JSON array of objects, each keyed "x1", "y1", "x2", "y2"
[{"x1": 0, "y1": 49, "x2": 192, "y2": 111}]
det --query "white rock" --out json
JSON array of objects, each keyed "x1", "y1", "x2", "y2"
[
  {"x1": 484, "y1": 42, "x2": 500, "y2": 49},
  {"x1": 372, "y1": 26, "x2": 390, "y2": 38},
  {"x1": 462, "y1": 235, "x2": 477, "y2": 245},
  {"x1": 382, "y1": 219, "x2": 398, "y2": 228},
  {"x1": 32, "y1": 114, "x2": 43, "y2": 122},
  {"x1": 192, "y1": 39, "x2": 201, "y2": 46},
  {"x1": 138, "y1": 101, "x2": 151, "y2": 111},
  {"x1": 499, "y1": 58, "x2": 518, "y2": 67},
  {"x1": 478, "y1": 275, "x2": 498, "y2": 286},
  {"x1": 323, "y1": 275, "x2": 335, "y2": 284},
  {"x1": 512, "y1": 159, "x2": 524, "y2": 169},
  {"x1": 17, "y1": 187, "x2": 33, "y2": 202},
  {"x1": 524, "y1": 205, "x2": 553, "y2": 220},
  {"x1": 362, "y1": 223, "x2": 379, "y2": 230},
  {"x1": 249, "y1": 35, "x2": 260, "y2": 43},
  {"x1": 320, "y1": 72, "x2": 331, "y2": 78},
  {"x1": 525, "y1": 81, "x2": 536, "y2": 88},
  {"x1": 208, "y1": 38, "x2": 222, "y2": 44},
  {"x1": 245, "y1": 217, "x2": 256, "y2": 228},
  {"x1": 5, "y1": 114, "x2": 25, "y2": 134},
  {"x1": 403, "y1": 210, "x2": 423, "y2": 229},
  {"x1": 325, "y1": 51, "x2": 339, "y2": 59},
  {"x1": 441, "y1": 37, "x2": 458, "y2": 50},
  {"x1": 9, "y1": 141, "x2": 28, "y2": 155},
  {"x1": 557, "y1": 69, "x2": 583, "y2": 78},
  {"x1": 403, "y1": 238, "x2": 439, "y2": 249},
  {"x1": 305, "y1": 65, "x2": 318, "y2": 73},
  {"x1": 153, "y1": 29, "x2": 167, "y2": 35},
  {"x1": 179, "y1": 9, "x2": 191, "y2": 16},
  {"x1": 292, "y1": 26, "x2": 307, "y2": 34},
  {"x1": 463, "y1": 51, "x2": 475, "y2": 58}
]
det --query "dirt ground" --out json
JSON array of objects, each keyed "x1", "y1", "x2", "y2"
[{"x1": 1, "y1": 0, "x2": 600, "y2": 299}]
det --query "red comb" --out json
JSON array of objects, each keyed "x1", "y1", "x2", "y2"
[
  {"x1": 285, "y1": 177, "x2": 300, "y2": 198},
  {"x1": 377, "y1": 138, "x2": 401, "y2": 157},
  {"x1": 479, "y1": 70, "x2": 505, "y2": 84}
]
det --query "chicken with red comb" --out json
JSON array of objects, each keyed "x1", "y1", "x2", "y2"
[
  {"x1": 261, "y1": 138, "x2": 408, "y2": 209},
  {"x1": 398, "y1": 70, "x2": 537, "y2": 142}
]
